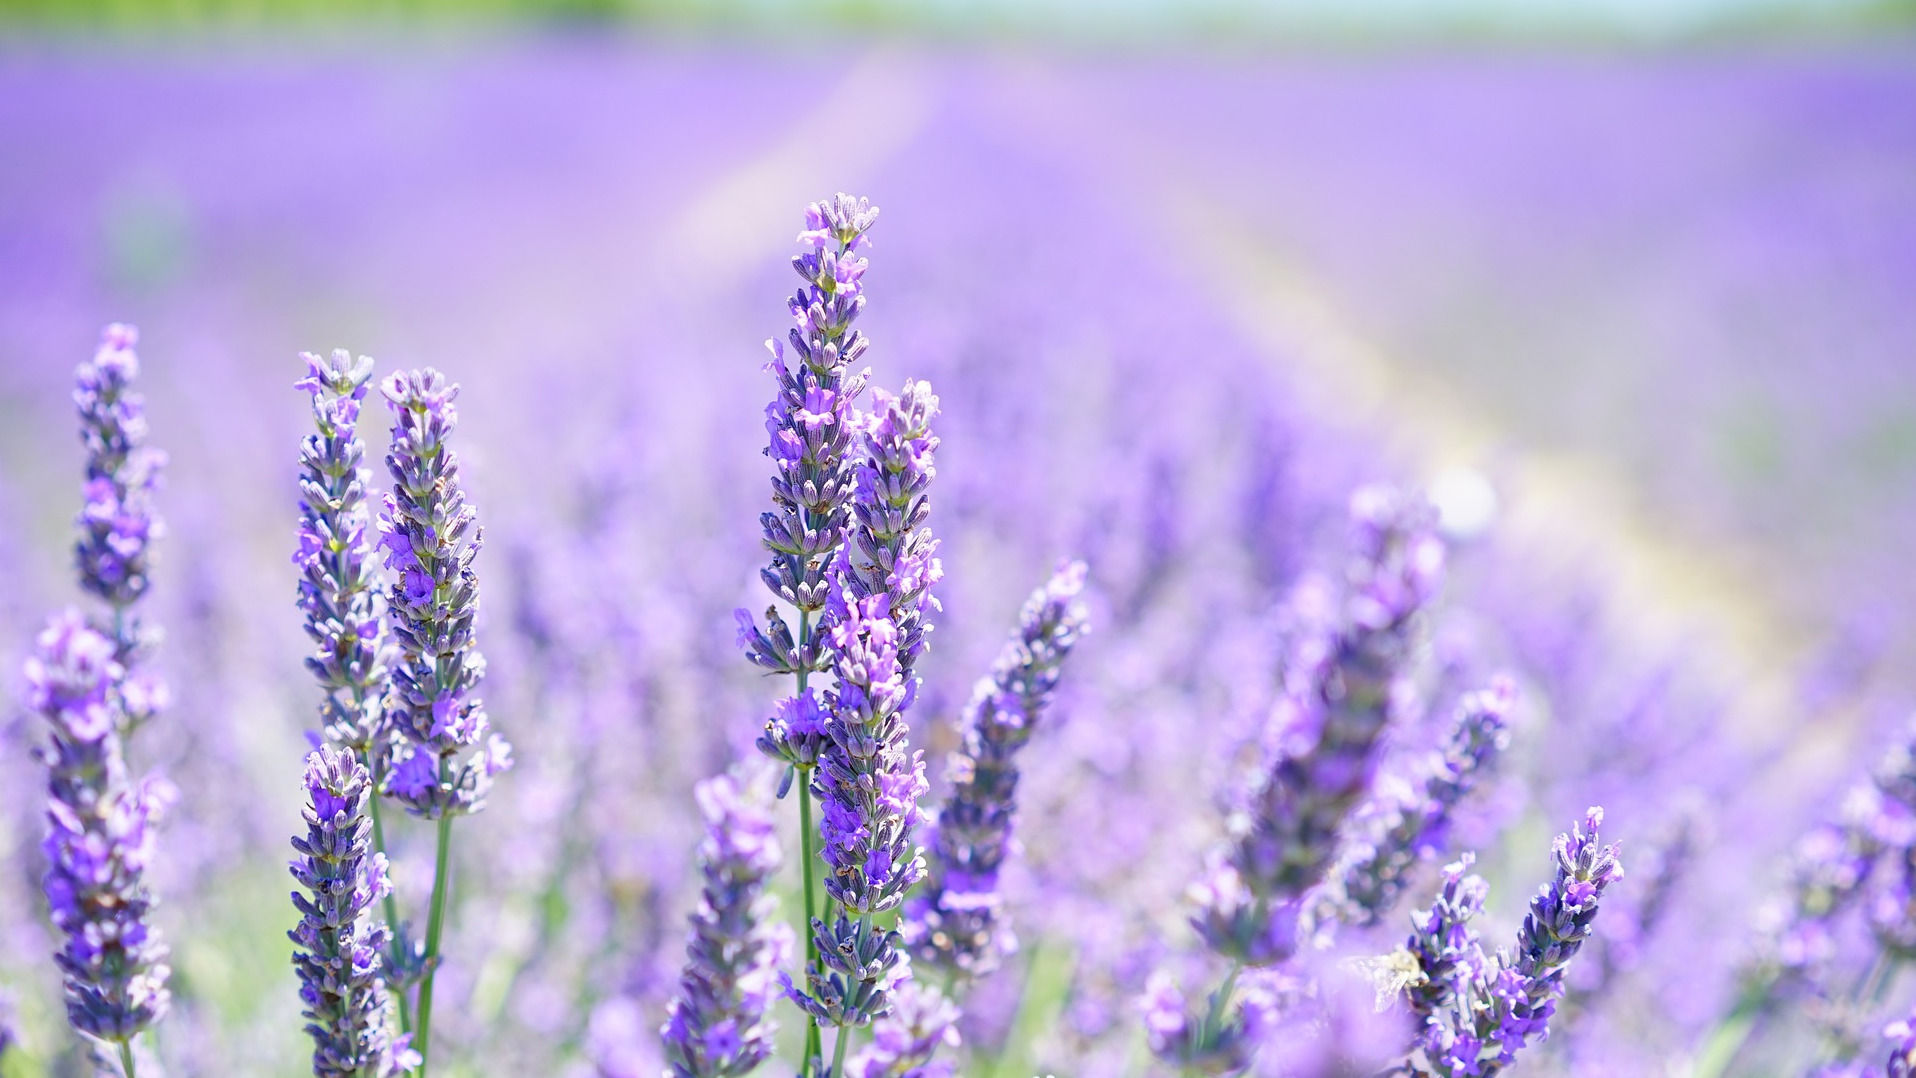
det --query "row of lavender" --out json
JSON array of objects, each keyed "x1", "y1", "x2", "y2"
[{"x1": 4, "y1": 189, "x2": 1915, "y2": 1077}]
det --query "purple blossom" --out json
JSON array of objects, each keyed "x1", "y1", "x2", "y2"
[
  {"x1": 289, "y1": 746, "x2": 416, "y2": 1077},
  {"x1": 295, "y1": 350, "x2": 391, "y2": 759},
  {"x1": 1403, "y1": 855, "x2": 1490, "y2": 1026},
  {"x1": 377, "y1": 368, "x2": 511, "y2": 818},
  {"x1": 907, "y1": 560, "x2": 1090, "y2": 979},
  {"x1": 839, "y1": 380, "x2": 944, "y2": 677},
  {"x1": 1138, "y1": 969, "x2": 1280, "y2": 1075},
  {"x1": 843, "y1": 975, "x2": 960, "y2": 1078},
  {"x1": 26, "y1": 610, "x2": 172, "y2": 1045},
  {"x1": 72, "y1": 323, "x2": 167, "y2": 648},
  {"x1": 1196, "y1": 486, "x2": 1444, "y2": 966},
  {"x1": 660, "y1": 769, "x2": 793, "y2": 1078}
]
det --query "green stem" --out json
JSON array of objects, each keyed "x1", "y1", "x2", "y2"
[
  {"x1": 366, "y1": 752, "x2": 413, "y2": 1035},
  {"x1": 1692, "y1": 985, "x2": 1768, "y2": 1078},
  {"x1": 117, "y1": 1039, "x2": 137, "y2": 1078},
  {"x1": 795, "y1": 608, "x2": 822, "y2": 1075},
  {"x1": 829, "y1": 1016, "x2": 853, "y2": 1077},
  {"x1": 414, "y1": 811, "x2": 456, "y2": 1075}
]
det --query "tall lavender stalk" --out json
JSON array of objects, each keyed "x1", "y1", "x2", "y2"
[
  {"x1": 907, "y1": 560, "x2": 1090, "y2": 981},
  {"x1": 26, "y1": 611, "x2": 172, "y2": 1069},
  {"x1": 743, "y1": 193, "x2": 880, "y2": 1072},
  {"x1": 290, "y1": 745, "x2": 417, "y2": 1078},
  {"x1": 1406, "y1": 808, "x2": 1623, "y2": 1076},
  {"x1": 294, "y1": 350, "x2": 408, "y2": 1025},
  {"x1": 377, "y1": 368, "x2": 512, "y2": 1074},
  {"x1": 1192, "y1": 486, "x2": 1444, "y2": 969},
  {"x1": 660, "y1": 769, "x2": 793, "y2": 1078},
  {"x1": 73, "y1": 323, "x2": 167, "y2": 674}
]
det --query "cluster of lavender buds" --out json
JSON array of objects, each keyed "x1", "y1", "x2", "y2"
[
  {"x1": 907, "y1": 560, "x2": 1090, "y2": 980},
  {"x1": 294, "y1": 351, "x2": 390, "y2": 757},
  {"x1": 837, "y1": 380, "x2": 943, "y2": 677},
  {"x1": 377, "y1": 368, "x2": 511, "y2": 818},
  {"x1": 841, "y1": 975, "x2": 960, "y2": 1078},
  {"x1": 1404, "y1": 808, "x2": 1623, "y2": 1076},
  {"x1": 661, "y1": 771, "x2": 792, "y2": 1078},
  {"x1": 26, "y1": 610, "x2": 173, "y2": 1047},
  {"x1": 791, "y1": 590, "x2": 930, "y2": 1026},
  {"x1": 289, "y1": 746, "x2": 415, "y2": 1077},
  {"x1": 1194, "y1": 486, "x2": 1445, "y2": 966},
  {"x1": 1312, "y1": 680, "x2": 1513, "y2": 933},
  {"x1": 72, "y1": 323, "x2": 167, "y2": 662},
  {"x1": 1139, "y1": 970, "x2": 1281, "y2": 1076}
]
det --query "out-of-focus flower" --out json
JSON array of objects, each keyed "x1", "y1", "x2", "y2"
[{"x1": 843, "y1": 974, "x2": 961, "y2": 1078}]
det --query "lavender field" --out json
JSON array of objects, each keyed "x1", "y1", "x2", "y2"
[{"x1": 3, "y1": 32, "x2": 1916, "y2": 1078}]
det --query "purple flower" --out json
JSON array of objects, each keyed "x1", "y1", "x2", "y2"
[
  {"x1": 1196, "y1": 486, "x2": 1444, "y2": 966},
  {"x1": 295, "y1": 350, "x2": 392, "y2": 761},
  {"x1": 907, "y1": 560, "x2": 1090, "y2": 980},
  {"x1": 844, "y1": 975, "x2": 961, "y2": 1078},
  {"x1": 1138, "y1": 969, "x2": 1280, "y2": 1075},
  {"x1": 289, "y1": 746, "x2": 415, "y2": 1077},
  {"x1": 377, "y1": 367, "x2": 510, "y2": 818},
  {"x1": 72, "y1": 324, "x2": 167, "y2": 640},
  {"x1": 1403, "y1": 855, "x2": 1490, "y2": 1025},
  {"x1": 660, "y1": 769, "x2": 793, "y2": 1078},
  {"x1": 839, "y1": 380, "x2": 944, "y2": 677},
  {"x1": 27, "y1": 610, "x2": 172, "y2": 1045}
]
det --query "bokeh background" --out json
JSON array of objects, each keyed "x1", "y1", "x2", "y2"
[{"x1": 3, "y1": 0, "x2": 1916, "y2": 1074}]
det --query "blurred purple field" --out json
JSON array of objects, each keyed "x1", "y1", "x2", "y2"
[{"x1": 3, "y1": 35, "x2": 1916, "y2": 1078}]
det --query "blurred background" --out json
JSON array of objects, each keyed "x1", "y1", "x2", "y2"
[{"x1": 2, "y1": 0, "x2": 1915, "y2": 1074}]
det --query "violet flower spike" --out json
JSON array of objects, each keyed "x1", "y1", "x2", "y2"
[
  {"x1": 1140, "y1": 969, "x2": 1280, "y2": 1075},
  {"x1": 907, "y1": 560, "x2": 1090, "y2": 980},
  {"x1": 1402, "y1": 854, "x2": 1490, "y2": 1027},
  {"x1": 377, "y1": 367, "x2": 511, "y2": 820},
  {"x1": 661, "y1": 769, "x2": 794, "y2": 1078},
  {"x1": 27, "y1": 610, "x2": 173, "y2": 1049},
  {"x1": 838, "y1": 379, "x2": 943, "y2": 677},
  {"x1": 1196, "y1": 485, "x2": 1445, "y2": 967},
  {"x1": 295, "y1": 350, "x2": 391, "y2": 761},
  {"x1": 72, "y1": 323, "x2": 168, "y2": 666},
  {"x1": 1314, "y1": 679, "x2": 1513, "y2": 934},
  {"x1": 289, "y1": 746, "x2": 417, "y2": 1078}
]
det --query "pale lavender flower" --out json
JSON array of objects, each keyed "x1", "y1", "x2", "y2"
[
  {"x1": 1889, "y1": 1010, "x2": 1916, "y2": 1078},
  {"x1": 378, "y1": 368, "x2": 511, "y2": 818},
  {"x1": 294, "y1": 350, "x2": 390, "y2": 758},
  {"x1": 908, "y1": 561, "x2": 1090, "y2": 979},
  {"x1": 839, "y1": 380, "x2": 943, "y2": 677},
  {"x1": 661, "y1": 769, "x2": 793, "y2": 1078},
  {"x1": 27, "y1": 610, "x2": 172, "y2": 1044},
  {"x1": 1314, "y1": 680, "x2": 1513, "y2": 933},
  {"x1": 289, "y1": 746, "x2": 415, "y2": 1077},
  {"x1": 1196, "y1": 486, "x2": 1444, "y2": 966},
  {"x1": 1402, "y1": 855, "x2": 1490, "y2": 1027},
  {"x1": 72, "y1": 323, "x2": 167, "y2": 660},
  {"x1": 843, "y1": 975, "x2": 961, "y2": 1078},
  {"x1": 1139, "y1": 969, "x2": 1280, "y2": 1075}
]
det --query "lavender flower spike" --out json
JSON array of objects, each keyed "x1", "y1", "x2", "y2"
[
  {"x1": 27, "y1": 610, "x2": 172, "y2": 1046},
  {"x1": 839, "y1": 379, "x2": 943, "y2": 677},
  {"x1": 290, "y1": 746, "x2": 416, "y2": 1077},
  {"x1": 907, "y1": 560, "x2": 1090, "y2": 979},
  {"x1": 661, "y1": 769, "x2": 793, "y2": 1078},
  {"x1": 377, "y1": 368, "x2": 512, "y2": 818},
  {"x1": 791, "y1": 591, "x2": 929, "y2": 1028},
  {"x1": 1196, "y1": 486, "x2": 1444, "y2": 966},
  {"x1": 295, "y1": 351, "x2": 389, "y2": 757},
  {"x1": 753, "y1": 193, "x2": 878, "y2": 767},
  {"x1": 73, "y1": 324, "x2": 167, "y2": 661},
  {"x1": 1402, "y1": 855, "x2": 1490, "y2": 1026},
  {"x1": 1140, "y1": 969, "x2": 1280, "y2": 1075},
  {"x1": 1315, "y1": 679, "x2": 1513, "y2": 932},
  {"x1": 1411, "y1": 808, "x2": 1623, "y2": 1076}
]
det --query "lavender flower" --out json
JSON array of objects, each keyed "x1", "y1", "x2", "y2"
[
  {"x1": 26, "y1": 610, "x2": 172, "y2": 1045},
  {"x1": 294, "y1": 351, "x2": 389, "y2": 758},
  {"x1": 661, "y1": 770, "x2": 792, "y2": 1078},
  {"x1": 753, "y1": 193, "x2": 879, "y2": 770},
  {"x1": 377, "y1": 368, "x2": 511, "y2": 818},
  {"x1": 1402, "y1": 855, "x2": 1490, "y2": 1026},
  {"x1": 838, "y1": 380, "x2": 943, "y2": 678},
  {"x1": 843, "y1": 974, "x2": 960, "y2": 1078},
  {"x1": 1196, "y1": 486, "x2": 1444, "y2": 966},
  {"x1": 1314, "y1": 680, "x2": 1513, "y2": 932},
  {"x1": 1139, "y1": 969, "x2": 1280, "y2": 1075},
  {"x1": 289, "y1": 746, "x2": 415, "y2": 1077},
  {"x1": 1410, "y1": 808, "x2": 1623, "y2": 1076},
  {"x1": 1890, "y1": 1011, "x2": 1916, "y2": 1078},
  {"x1": 790, "y1": 590, "x2": 929, "y2": 1027},
  {"x1": 72, "y1": 323, "x2": 167, "y2": 660},
  {"x1": 908, "y1": 560, "x2": 1090, "y2": 979}
]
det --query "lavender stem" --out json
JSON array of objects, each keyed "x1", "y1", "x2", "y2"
[
  {"x1": 796, "y1": 607, "x2": 823, "y2": 1074},
  {"x1": 118, "y1": 1041, "x2": 136, "y2": 1078},
  {"x1": 414, "y1": 812, "x2": 455, "y2": 1075}
]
